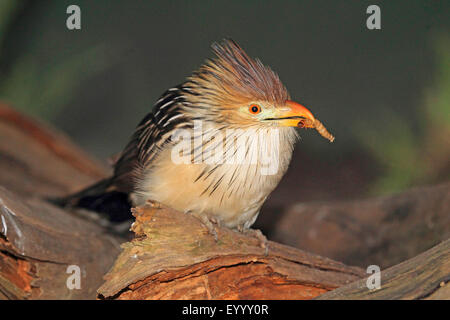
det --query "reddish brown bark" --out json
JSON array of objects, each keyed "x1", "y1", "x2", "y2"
[
  {"x1": 0, "y1": 104, "x2": 120, "y2": 299},
  {"x1": 317, "y1": 239, "x2": 450, "y2": 299},
  {"x1": 97, "y1": 204, "x2": 364, "y2": 300}
]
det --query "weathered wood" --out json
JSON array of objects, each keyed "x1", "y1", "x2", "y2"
[
  {"x1": 0, "y1": 104, "x2": 122, "y2": 299},
  {"x1": 272, "y1": 182, "x2": 450, "y2": 268},
  {"x1": 317, "y1": 239, "x2": 450, "y2": 299},
  {"x1": 97, "y1": 204, "x2": 365, "y2": 300},
  {"x1": 0, "y1": 187, "x2": 122, "y2": 299}
]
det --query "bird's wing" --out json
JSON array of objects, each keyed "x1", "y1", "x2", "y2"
[{"x1": 111, "y1": 85, "x2": 190, "y2": 192}]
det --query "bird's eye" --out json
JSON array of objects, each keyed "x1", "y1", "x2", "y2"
[{"x1": 249, "y1": 104, "x2": 261, "y2": 114}]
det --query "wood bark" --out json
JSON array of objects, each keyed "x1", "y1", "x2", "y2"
[
  {"x1": 317, "y1": 239, "x2": 450, "y2": 299},
  {"x1": 0, "y1": 187, "x2": 122, "y2": 299},
  {"x1": 97, "y1": 204, "x2": 364, "y2": 299},
  {"x1": 0, "y1": 103, "x2": 122, "y2": 299}
]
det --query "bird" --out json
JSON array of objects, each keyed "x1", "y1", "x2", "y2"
[{"x1": 56, "y1": 39, "x2": 332, "y2": 244}]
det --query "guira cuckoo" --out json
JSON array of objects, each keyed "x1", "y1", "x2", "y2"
[{"x1": 58, "y1": 39, "x2": 333, "y2": 241}]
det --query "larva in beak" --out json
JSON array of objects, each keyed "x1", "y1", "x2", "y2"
[{"x1": 298, "y1": 118, "x2": 335, "y2": 143}]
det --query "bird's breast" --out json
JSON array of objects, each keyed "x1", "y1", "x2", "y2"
[{"x1": 133, "y1": 126, "x2": 297, "y2": 229}]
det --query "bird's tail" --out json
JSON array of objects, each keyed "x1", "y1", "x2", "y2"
[{"x1": 49, "y1": 178, "x2": 133, "y2": 222}]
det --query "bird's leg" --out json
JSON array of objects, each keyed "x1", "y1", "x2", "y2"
[
  {"x1": 240, "y1": 227, "x2": 269, "y2": 256},
  {"x1": 188, "y1": 211, "x2": 218, "y2": 241}
]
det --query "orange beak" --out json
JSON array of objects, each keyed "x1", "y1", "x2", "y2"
[{"x1": 276, "y1": 100, "x2": 316, "y2": 127}]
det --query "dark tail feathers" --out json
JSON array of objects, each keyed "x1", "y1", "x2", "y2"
[{"x1": 49, "y1": 178, "x2": 132, "y2": 222}]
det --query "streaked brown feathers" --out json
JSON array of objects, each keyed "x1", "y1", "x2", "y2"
[{"x1": 186, "y1": 39, "x2": 289, "y2": 108}]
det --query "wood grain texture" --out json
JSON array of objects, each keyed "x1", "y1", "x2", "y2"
[
  {"x1": 97, "y1": 204, "x2": 365, "y2": 300},
  {"x1": 317, "y1": 239, "x2": 450, "y2": 299},
  {"x1": 0, "y1": 187, "x2": 123, "y2": 299},
  {"x1": 0, "y1": 104, "x2": 122, "y2": 299}
]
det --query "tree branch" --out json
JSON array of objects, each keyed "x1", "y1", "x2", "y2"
[{"x1": 97, "y1": 204, "x2": 364, "y2": 299}]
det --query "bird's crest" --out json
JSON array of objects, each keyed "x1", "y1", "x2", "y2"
[{"x1": 186, "y1": 39, "x2": 289, "y2": 108}]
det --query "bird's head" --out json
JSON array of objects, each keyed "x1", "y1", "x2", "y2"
[{"x1": 182, "y1": 39, "x2": 316, "y2": 130}]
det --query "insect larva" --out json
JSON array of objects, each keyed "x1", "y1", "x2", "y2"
[
  {"x1": 299, "y1": 118, "x2": 335, "y2": 143},
  {"x1": 313, "y1": 119, "x2": 335, "y2": 143}
]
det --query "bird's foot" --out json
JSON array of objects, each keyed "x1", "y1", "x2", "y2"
[
  {"x1": 242, "y1": 228, "x2": 269, "y2": 256},
  {"x1": 189, "y1": 211, "x2": 218, "y2": 241}
]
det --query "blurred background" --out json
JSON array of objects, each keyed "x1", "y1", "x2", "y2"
[{"x1": 0, "y1": 1, "x2": 449, "y2": 229}]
